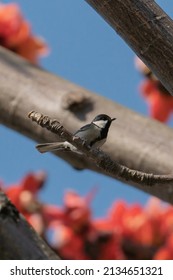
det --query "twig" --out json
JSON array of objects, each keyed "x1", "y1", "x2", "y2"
[{"x1": 28, "y1": 111, "x2": 173, "y2": 188}]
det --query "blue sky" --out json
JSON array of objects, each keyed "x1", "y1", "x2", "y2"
[{"x1": 1, "y1": 1, "x2": 172, "y2": 217}]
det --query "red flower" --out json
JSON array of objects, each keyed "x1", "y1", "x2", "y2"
[
  {"x1": 135, "y1": 56, "x2": 173, "y2": 122},
  {"x1": 53, "y1": 225, "x2": 88, "y2": 260},
  {"x1": 49, "y1": 190, "x2": 125, "y2": 259},
  {"x1": 109, "y1": 199, "x2": 164, "y2": 247},
  {"x1": 140, "y1": 80, "x2": 173, "y2": 122},
  {"x1": 93, "y1": 219, "x2": 125, "y2": 259},
  {"x1": 4, "y1": 171, "x2": 47, "y2": 234},
  {"x1": 42, "y1": 204, "x2": 64, "y2": 228},
  {"x1": 5, "y1": 171, "x2": 46, "y2": 210},
  {"x1": 16, "y1": 35, "x2": 48, "y2": 64},
  {"x1": 0, "y1": 3, "x2": 48, "y2": 63},
  {"x1": 0, "y1": 3, "x2": 27, "y2": 46},
  {"x1": 3, "y1": 171, "x2": 173, "y2": 260},
  {"x1": 154, "y1": 234, "x2": 173, "y2": 260},
  {"x1": 63, "y1": 190, "x2": 92, "y2": 231}
]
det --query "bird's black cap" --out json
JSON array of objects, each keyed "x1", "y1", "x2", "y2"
[{"x1": 92, "y1": 114, "x2": 116, "y2": 123}]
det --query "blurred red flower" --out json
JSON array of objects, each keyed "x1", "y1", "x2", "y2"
[
  {"x1": 3, "y1": 172, "x2": 173, "y2": 260},
  {"x1": 108, "y1": 198, "x2": 173, "y2": 259},
  {"x1": 0, "y1": 3, "x2": 48, "y2": 63},
  {"x1": 49, "y1": 190, "x2": 124, "y2": 259},
  {"x1": 135, "y1": 56, "x2": 173, "y2": 122},
  {"x1": 4, "y1": 171, "x2": 47, "y2": 234},
  {"x1": 154, "y1": 234, "x2": 173, "y2": 260},
  {"x1": 140, "y1": 80, "x2": 173, "y2": 122}
]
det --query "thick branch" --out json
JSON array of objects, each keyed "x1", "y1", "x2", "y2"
[
  {"x1": 85, "y1": 0, "x2": 173, "y2": 95},
  {"x1": 0, "y1": 191, "x2": 59, "y2": 259},
  {"x1": 28, "y1": 110, "x2": 173, "y2": 191},
  {"x1": 1, "y1": 47, "x2": 173, "y2": 203}
]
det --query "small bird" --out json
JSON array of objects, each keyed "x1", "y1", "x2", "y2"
[{"x1": 36, "y1": 114, "x2": 116, "y2": 154}]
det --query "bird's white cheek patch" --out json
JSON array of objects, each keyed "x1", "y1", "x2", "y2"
[{"x1": 93, "y1": 120, "x2": 108, "y2": 128}]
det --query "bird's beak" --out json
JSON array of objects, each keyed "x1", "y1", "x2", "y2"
[{"x1": 111, "y1": 117, "x2": 116, "y2": 122}]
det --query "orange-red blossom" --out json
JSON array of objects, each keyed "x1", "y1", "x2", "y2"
[
  {"x1": 3, "y1": 172, "x2": 173, "y2": 260},
  {"x1": 0, "y1": 3, "x2": 48, "y2": 63}
]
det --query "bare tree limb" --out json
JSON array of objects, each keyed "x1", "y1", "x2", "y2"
[
  {"x1": 0, "y1": 191, "x2": 59, "y2": 259},
  {"x1": 1, "y1": 47, "x2": 173, "y2": 203},
  {"x1": 85, "y1": 0, "x2": 173, "y2": 95},
  {"x1": 28, "y1": 111, "x2": 173, "y2": 203}
]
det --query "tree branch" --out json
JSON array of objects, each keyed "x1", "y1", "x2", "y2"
[
  {"x1": 1, "y1": 47, "x2": 173, "y2": 203},
  {"x1": 85, "y1": 0, "x2": 173, "y2": 95},
  {"x1": 28, "y1": 111, "x2": 173, "y2": 204},
  {"x1": 0, "y1": 191, "x2": 59, "y2": 259}
]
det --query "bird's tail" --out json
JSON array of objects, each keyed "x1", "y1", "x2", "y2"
[
  {"x1": 36, "y1": 141, "x2": 81, "y2": 154},
  {"x1": 36, "y1": 142, "x2": 67, "y2": 153}
]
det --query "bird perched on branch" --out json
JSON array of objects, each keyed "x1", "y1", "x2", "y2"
[{"x1": 36, "y1": 114, "x2": 116, "y2": 154}]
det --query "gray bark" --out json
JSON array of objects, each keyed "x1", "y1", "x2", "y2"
[
  {"x1": 85, "y1": 0, "x2": 173, "y2": 95},
  {"x1": 0, "y1": 47, "x2": 173, "y2": 203}
]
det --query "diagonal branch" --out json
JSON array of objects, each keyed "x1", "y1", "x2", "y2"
[
  {"x1": 85, "y1": 0, "x2": 173, "y2": 95},
  {"x1": 1, "y1": 48, "x2": 173, "y2": 204},
  {"x1": 28, "y1": 111, "x2": 173, "y2": 202}
]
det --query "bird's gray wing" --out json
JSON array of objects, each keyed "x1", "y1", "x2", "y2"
[{"x1": 73, "y1": 124, "x2": 91, "y2": 136}]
